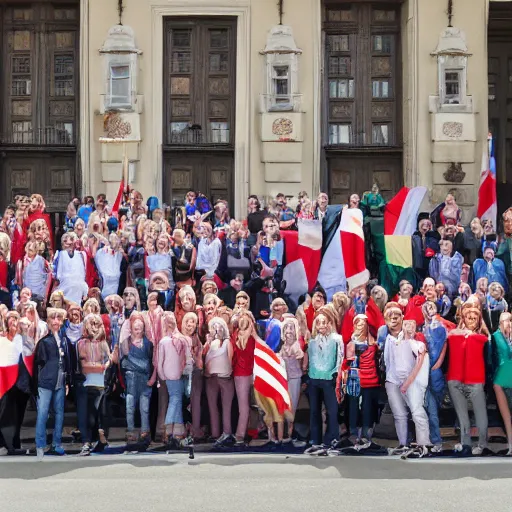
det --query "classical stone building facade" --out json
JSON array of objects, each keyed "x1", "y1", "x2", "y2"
[{"x1": 0, "y1": 0, "x2": 509, "y2": 220}]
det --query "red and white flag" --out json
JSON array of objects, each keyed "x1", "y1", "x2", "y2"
[
  {"x1": 0, "y1": 337, "x2": 20, "y2": 399},
  {"x1": 340, "y1": 208, "x2": 370, "y2": 291},
  {"x1": 282, "y1": 219, "x2": 322, "y2": 301},
  {"x1": 253, "y1": 339, "x2": 291, "y2": 416},
  {"x1": 477, "y1": 134, "x2": 497, "y2": 231}
]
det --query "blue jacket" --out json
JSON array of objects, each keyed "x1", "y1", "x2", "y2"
[
  {"x1": 33, "y1": 332, "x2": 72, "y2": 393},
  {"x1": 473, "y1": 258, "x2": 509, "y2": 293},
  {"x1": 428, "y1": 252, "x2": 463, "y2": 298}
]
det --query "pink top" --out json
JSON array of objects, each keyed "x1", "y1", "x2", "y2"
[
  {"x1": 157, "y1": 335, "x2": 186, "y2": 381},
  {"x1": 205, "y1": 340, "x2": 232, "y2": 378}
]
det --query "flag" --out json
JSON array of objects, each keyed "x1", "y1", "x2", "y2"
[
  {"x1": 253, "y1": 338, "x2": 291, "y2": 416},
  {"x1": 318, "y1": 216, "x2": 346, "y2": 301},
  {"x1": 0, "y1": 337, "x2": 20, "y2": 399},
  {"x1": 112, "y1": 151, "x2": 129, "y2": 217},
  {"x1": 379, "y1": 186, "x2": 428, "y2": 294},
  {"x1": 282, "y1": 219, "x2": 322, "y2": 302},
  {"x1": 477, "y1": 134, "x2": 497, "y2": 231},
  {"x1": 340, "y1": 208, "x2": 370, "y2": 291},
  {"x1": 111, "y1": 179, "x2": 125, "y2": 217}
]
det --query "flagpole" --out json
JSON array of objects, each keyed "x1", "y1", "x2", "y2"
[{"x1": 122, "y1": 143, "x2": 129, "y2": 196}]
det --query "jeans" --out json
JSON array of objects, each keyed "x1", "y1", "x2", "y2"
[
  {"x1": 77, "y1": 385, "x2": 106, "y2": 444},
  {"x1": 165, "y1": 379, "x2": 184, "y2": 427},
  {"x1": 348, "y1": 386, "x2": 380, "y2": 439},
  {"x1": 308, "y1": 378, "x2": 339, "y2": 446},
  {"x1": 36, "y1": 387, "x2": 65, "y2": 449},
  {"x1": 448, "y1": 381, "x2": 488, "y2": 447},
  {"x1": 424, "y1": 387, "x2": 444, "y2": 446},
  {"x1": 125, "y1": 371, "x2": 152, "y2": 433},
  {"x1": 385, "y1": 381, "x2": 430, "y2": 446}
]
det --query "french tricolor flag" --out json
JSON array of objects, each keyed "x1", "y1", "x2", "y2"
[
  {"x1": 477, "y1": 133, "x2": 497, "y2": 230},
  {"x1": 0, "y1": 337, "x2": 21, "y2": 400}
]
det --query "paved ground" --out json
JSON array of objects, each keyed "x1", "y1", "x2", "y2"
[{"x1": 1, "y1": 454, "x2": 511, "y2": 512}]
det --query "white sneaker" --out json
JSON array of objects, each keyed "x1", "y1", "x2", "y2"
[
  {"x1": 454, "y1": 443, "x2": 463, "y2": 452},
  {"x1": 472, "y1": 445, "x2": 484, "y2": 456},
  {"x1": 431, "y1": 444, "x2": 443, "y2": 453},
  {"x1": 389, "y1": 445, "x2": 409, "y2": 456},
  {"x1": 0, "y1": 447, "x2": 8, "y2": 456},
  {"x1": 36, "y1": 448, "x2": 45, "y2": 461},
  {"x1": 357, "y1": 438, "x2": 372, "y2": 450}
]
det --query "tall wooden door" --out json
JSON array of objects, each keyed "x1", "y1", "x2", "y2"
[
  {"x1": 322, "y1": 1, "x2": 403, "y2": 200},
  {"x1": 163, "y1": 17, "x2": 236, "y2": 207},
  {"x1": 0, "y1": 2, "x2": 79, "y2": 212}
]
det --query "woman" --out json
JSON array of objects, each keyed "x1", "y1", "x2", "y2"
[
  {"x1": 337, "y1": 314, "x2": 379, "y2": 450},
  {"x1": 303, "y1": 306, "x2": 344, "y2": 455},
  {"x1": 0, "y1": 311, "x2": 34, "y2": 455},
  {"x1": 246, "y1": 195, "x2": 266, "y2": 248},
  {"x1": 76, "y1": 314, "x2": 112, "y2": 456},
  {"x1": 203, "y1": 317, "x2": 235, "y2": 446},
  {"x1": 180, "y1": 311, "x2": 203, "y2": 439},
  {"x1": 231, "y1": 311, "x2": 257, "y2": 445},
  {"x1": 492, "y1": 312, "x2": 512, "y2": 455},
  {"x1": 157, "y1": 312, "x2": 187, "y2": 449},
  {"x1": 119, "y1": 312, "x2": 154, "y2": 444},
  {"x1": 278, "y1": 317, "x2": 304, "y2": 440}
]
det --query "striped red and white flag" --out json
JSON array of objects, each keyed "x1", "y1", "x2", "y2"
[
  {"x1": 340, "y1": 208, "x2": 370, "y2": 291},
  {"x1": 0, "y1": 337, "x2": 21, "y2": 399},
  {"x1": 253, "y1": 339, "x2": 291, "y2": 416}
]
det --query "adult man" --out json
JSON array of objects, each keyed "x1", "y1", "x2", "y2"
[
  {"x1": 33, "y1": 308, "x2": 71, "y2": 460},
  {"x1": 428, "y1": 238, "x2": 463, "y2": 299},
  {"x1": 54, "y1": 232, "x2": 89, "y2": 305},
  {"x1": 473, "y1": 241, "x2": 508, "y2": 293},
  {"x1": 381, "y1": 303, "x2": 430, "y2": 456},
  {"x1": 447, "y1": 301, "x2": 489, "y2": 455},
  {"x1": 412, "y1": 213, "x2": 440, "y2": 280},
  {"x1": 422, "y1": 300, "x2": 449, "y2": 452},
  {"x1": 275, "y1": 193, "x2": 295, "y2": 230}
]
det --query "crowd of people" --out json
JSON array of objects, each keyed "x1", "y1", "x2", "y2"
[{"x1": 0, "y1": 185, "x2": 511, "y2": 460}]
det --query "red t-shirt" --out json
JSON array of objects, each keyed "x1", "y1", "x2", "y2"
[
  {"x1": 447, "y1": 332, "x2": 488, "y2": 385},
  {"x1": 232, "y1": 332, "x2": 256, "y2": 377}
]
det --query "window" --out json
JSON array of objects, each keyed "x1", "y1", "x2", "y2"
[
  {"x1": 329, "y1": 123, "x2": 351, "y2": 144},
  {"x1": 210, "y1": 121, "x2": 229, "y2": 143},
  {"x1": 329, "y1": 79, "x2": 354, "y2": 98},
  {"x1": 106, "y1": 64, "x2": 131, "y2": 109},
  {"x1": 272, "y1": 66, "x2": 290, "y2": 100},
  {"x1": 372, "y1": 79, "x2": 390, "y2": 98},
  {"x1": 444, "y1": 70, "x2": 461, "y2": 104},
  {"x1": 372, "y1": 124, "x2": 389, "y2": 144}
]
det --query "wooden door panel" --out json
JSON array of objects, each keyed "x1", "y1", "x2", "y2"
[
  {"x1": 367, "y1": 156, "x2": 401, "y2": 201},
  {"x1": 4, "y1": 158, "x2": 38, "y2": 205},
  {"x1": 164, "y1": 156, "x2": 200, "y2": 207},
  {"x1": 206, "y1": 156, "x2": 233, "y2": 205},
  {"x1": 328, "y1": 154, "x2": 401, "y2": 204},
  {"x1": 328, "y1": 156, "x2": 371, "y2": 204},
  {"x1": 164, "y1": 153, "x2": 234, "y2": 207}
]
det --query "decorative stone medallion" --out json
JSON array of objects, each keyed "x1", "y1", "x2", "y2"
[
  {"x1": 272, "y1": 118, "x2": 293, "y2": 136},
  {"x1": 103, "y1": 112, "x2": 132, "y2": 139},
  {"x1": 442, "y1": 121, "x2": 463, "y2": 139}
]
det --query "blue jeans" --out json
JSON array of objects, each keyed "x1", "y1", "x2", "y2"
[
  {"x1": 125, "y1": 371, "x2": 152, "y2": 433},
  {"x1": 424, "y1": 387, "x2": 444, "y2": 446},
  {"x1": 308, "y1": 378, "x2": 339, "y2": 446},
  {"x1": 165, "y1": 379, "x2": 184, "y2": 426},
  {"x1": 36, "y1": 387, "x2": 65, "y2": 449}
]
